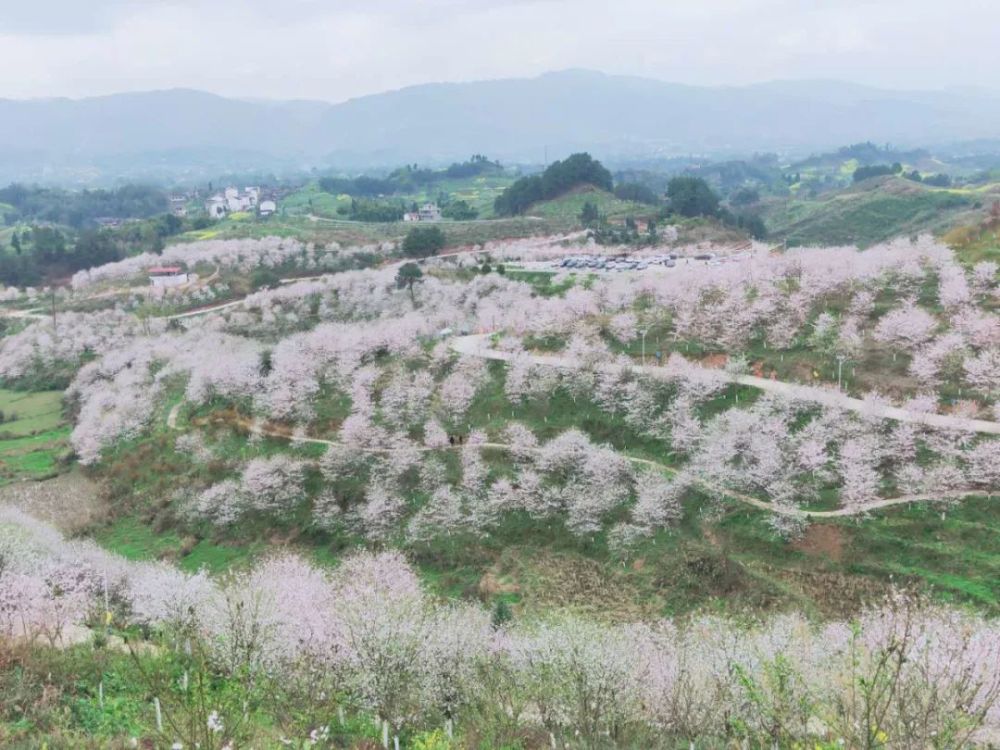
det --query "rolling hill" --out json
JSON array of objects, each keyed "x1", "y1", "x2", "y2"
[
  {"x1": 5, "y1": 71, "x2": 1000, "y2": 181},
  {"x1": 763, "y1": 175, "x2": 996, "y2": 247}
]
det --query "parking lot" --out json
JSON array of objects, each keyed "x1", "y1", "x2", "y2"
[{"x1": 539, "y1": 249, "x2": 755, "y2": 274}]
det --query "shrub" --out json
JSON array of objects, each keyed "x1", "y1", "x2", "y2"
[{"x1": 402, "y1": 227, "x2": 446, "y2": 258}]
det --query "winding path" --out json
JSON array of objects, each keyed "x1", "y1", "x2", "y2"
[
  {"x1": 165, "y1": 401, "x2": 990, "y2": 520},
  {"x1": 451, "y1": 333, "x2": 1000, "y2": 436}
]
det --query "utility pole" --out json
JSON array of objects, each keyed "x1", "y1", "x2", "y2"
[{"x1": 641, "y1": 329, "x2": 648, "y2": 366}]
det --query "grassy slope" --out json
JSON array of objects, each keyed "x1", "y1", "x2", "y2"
[
  {"x1": 88, "y1": 362, "x2": 1000, "y2": 621},
  {"x1": 176, "y1": 210, "x2": 568, "y2": 249},
  {"x1": 0, "y1": 389, "x2": 70, "y2": 484},
  {"x1": 525, "y1": 186, "x2": 653, "y2": 222},
  {"x1": 765, "y1": 176, "x2": 995, "y2": 247}
]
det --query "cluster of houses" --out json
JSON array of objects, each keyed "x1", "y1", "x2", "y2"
[
  {"x1": 204, "y1": 187, "x2": 277, "y2": 219},
  {"x1": 402, "y1": 202, "x2": 442, "y2": 222}
]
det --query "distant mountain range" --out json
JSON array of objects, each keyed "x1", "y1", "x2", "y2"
[{"x1": 4, "y1": 70, "x2": 1000, "y2": 183}]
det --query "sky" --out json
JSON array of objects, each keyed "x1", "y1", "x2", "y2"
[{"x1": 0, "y1": 0, "x2": 997, "y2": 101}]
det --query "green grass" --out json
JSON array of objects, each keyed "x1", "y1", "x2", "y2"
[
  {"x1": 844, "y1": 497, "x2": 1000, "y2": 610},
  {"x1": 95, "y1": 516, "x2": 266, "y2": 574},
  {"x1": 528, "y1": 186, "x2": 651, "y2": 221},
  {"x1": 0, "y1": 389, "x2": 70, "y2": 483},
  {"x1": 503, "y1": 268, "x2": 579, "y2": 297},
  {"x1": 0, "y1": 390, "x2": 64, "y2": 435},
  {"x1": 280, "y1": 175, "x2": 517, "y2": 221},
  {"x1": 279, "y1": 182, "x2": 347, "y2": 218}
]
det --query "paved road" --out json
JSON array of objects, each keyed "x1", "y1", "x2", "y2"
[{"x1": 451, "y1": 333, "x2": 1000, "y2": 436}]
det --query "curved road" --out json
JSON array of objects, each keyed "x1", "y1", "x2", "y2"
[{"x1": 451, "y1": 333, "x2": 1000, "y2": 436}]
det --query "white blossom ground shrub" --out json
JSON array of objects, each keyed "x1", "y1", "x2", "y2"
[{"x1": 1, "y1": 509, "x2": 999, "y2": 748}]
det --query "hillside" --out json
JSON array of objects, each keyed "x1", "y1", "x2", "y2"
[
  {"x1": 8, "y1": 72, "x2": 1000, "y2": 181},
  {"x1": 763, "y1": 175, "x2": 996, "y2": 246},
  {"x1": 3, "y1": 231, "x2": 1000, "y2": 746}
]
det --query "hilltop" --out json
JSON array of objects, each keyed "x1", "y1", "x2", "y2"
[{"x1": 7, "y1": 72, "x2": 1000, "y2": 181}]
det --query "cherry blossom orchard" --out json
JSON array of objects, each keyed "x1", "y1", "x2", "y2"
[
  {"x1": 2, "y1": 230, "x2": 1000, "y2": 747},
  {"x1": 2, "y1": 233, "x2": 992, "y2": 534}
]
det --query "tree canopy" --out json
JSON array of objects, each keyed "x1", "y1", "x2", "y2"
[
  {"x1": 402, "y1": 226, "x2": 446, "y2": 258},
  {"x1": 666, "y1": 176, "x2": 720, "y2": 217},
  {"x1": 318, "y1": 156, "x2": 503, "y2": 198},
  {"x1": 0, "y1": 183, "x2": 168, "y2": 229},
  {"x1": 613, "y1": 182, "x2": 660, "y2": 205},
  {"x1": 853, "y1": 163, "x2": 903, "y2": 182},
  {"x1": 494, "y1": 153, "x2": 614, "y2": 216}
]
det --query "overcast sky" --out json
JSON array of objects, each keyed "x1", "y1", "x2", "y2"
[{"x1": 1, "y1": 0, "x2": 997, "y2": 101}]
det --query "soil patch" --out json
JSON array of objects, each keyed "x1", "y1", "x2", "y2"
[
  {"x1": 499, "y1": 548, "x2": 652, "y2": 622},
  {"x1": 700, "y1": 353, "x2": 729, "y2": 369},
  {"x1": 793, "y1": 523, "x2": 845, "y2": 562},
  {"x1": 0, "y1": 470, "x2": 106, "y2": 534}
]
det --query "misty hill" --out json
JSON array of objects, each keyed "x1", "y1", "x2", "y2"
[{"x1": 4, "y1": 70, "x2": 1000, "y2": 182}]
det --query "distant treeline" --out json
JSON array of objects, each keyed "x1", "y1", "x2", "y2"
[
  {"x1": 853, "y1": 162, "x2": 952, "y2": 186},
  {"x1": 0, "y1": 213, "x2": 206, "y2": 287},
  {"x1": 796, "y1": 141, "x2": 931, "y2": 170},
  {"x1": 318, "y1": 155, "x2": 503, "y2": 197},
  {"x1": 0, "y1": 184, "x2": 168, "y2": 229}
]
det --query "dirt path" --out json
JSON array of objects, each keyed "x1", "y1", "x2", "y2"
[
  {"x1": 165, "y1": 298, "x2": 248, "y2": 320},
  {"x1": 0, "y1": 306, "x2": 46, "y2": 320},
  {"x1": 451, "y1": 333, "x2": 1000, "y2": 436},
  {"x1": 167, "y1": 403, "x2": 988, "y2": 520}
]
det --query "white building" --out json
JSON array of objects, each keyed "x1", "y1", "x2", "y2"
[
  {"x1": 404, "y1": 203, "x2": 442, "y2": 222},
  {"x1": 169, "y1": 196, "x2": 188, "y2": 217},
  {"x1": 419, "y1": 202, "x2": 442, "y2": 221},
  {"x1": 259, "y1": 199, "x2": 277, "y2": 216},
  {"x1": 207, "y1": 187, "x2": 261, "y2": 218},
  {"x1": 148, "y1": 266, "x2": 189, "y2": 288},
  {"x1": 205, "y1": 195, "x2": 227, "y2": 219}
]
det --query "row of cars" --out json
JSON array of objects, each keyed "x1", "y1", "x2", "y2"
[
  {"x1": 554, "y1": 252, "x2": 716, "y2": 272},
  {"x1": 550, "y1": 250, "x2": 753, "y2": 273}
]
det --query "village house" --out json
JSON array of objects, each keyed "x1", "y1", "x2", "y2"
[
  {"x1": 206, "y1": 186, "x2": 262, "y2": 218},
  {"x1": 147, "y1": 266, "x2": 189, "y2": 288},
  {"x1": 205, "y1": 195, "x2": 227, "y2": 219},
  {"x1": 403, "y1": 202, "x2": 442, "y2": 222}
]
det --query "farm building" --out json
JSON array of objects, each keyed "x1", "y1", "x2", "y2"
[
  {"x1": 148, "y1": 266, "x2": 189, "y2": 288},
  {"x1": 205, "y1": 195, "x2": 227, "y2": 219},
  {"x1": 404, "y1": 202, "x2": 442, "y2": 222}
]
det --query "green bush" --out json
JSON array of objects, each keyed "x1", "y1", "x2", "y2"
[{"x1": 402, "y1": 227, "x2": 446, "y2": 258}]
